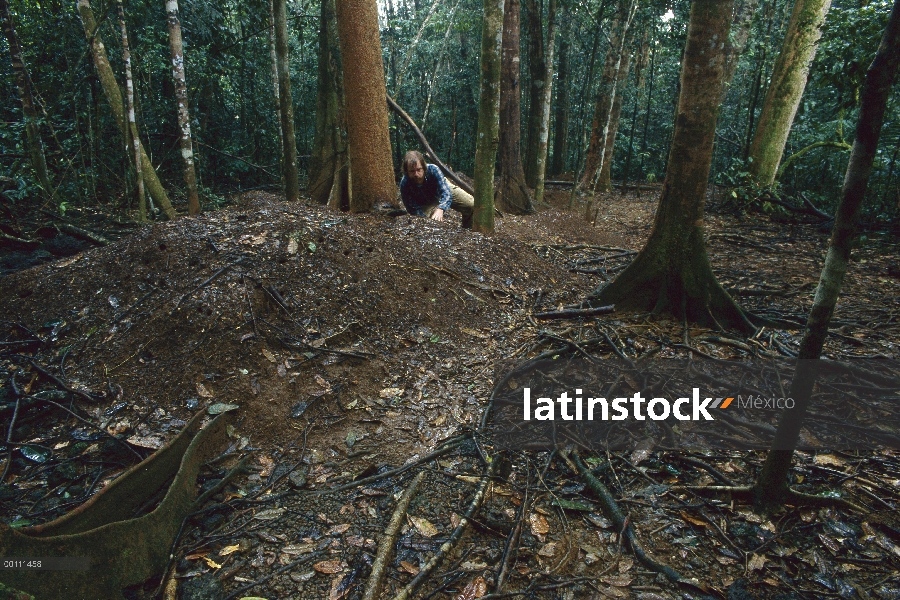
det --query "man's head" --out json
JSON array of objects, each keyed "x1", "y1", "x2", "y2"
[{"x1": 403, "y1": 151, "x2": 427, "y2": 185}]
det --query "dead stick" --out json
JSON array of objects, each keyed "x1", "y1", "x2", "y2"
[
  {"x1": 363, "y1": 471, "x2": 426, "y2": 600},
  {"x1": 173, "y1": 257, "x2": 243, "y2": 311},
  {"x1": 569, "y1": 450, "x2": 684, "y2": 583},
  {"x1": 390, "y1": 460, "x2": 496, "y2": 600},
  {"x1": 533, "y1": 305, "x2": 615, "y2": 320}
]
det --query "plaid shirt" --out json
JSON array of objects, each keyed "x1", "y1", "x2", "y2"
[{"x1": 399, "y1": 164, "x2": 452, "y2": 216}]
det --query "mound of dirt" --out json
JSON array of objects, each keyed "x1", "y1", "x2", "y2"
[{"x1": 0, "y1": 191, "x2": 591, "y2": 466}]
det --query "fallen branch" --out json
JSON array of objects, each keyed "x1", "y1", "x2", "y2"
[
  {"x1": 568, "y1": 451, "x2": 684, "y2": 584},
  {"x1": 362, "y1": 471, "x2": 425, "y2": 600},
  {"x1": 173, "y1": 257, "x2": 243, "y2": 312},
  {"x1": 57, "y1": 222, "x2": 109, "y2": 245},
  {"x1": 533, "y1": 305, "x2": 614, "y2": 320},
  {"x1": 390, "y1": 460, "x2": 496, "y2": 600}
]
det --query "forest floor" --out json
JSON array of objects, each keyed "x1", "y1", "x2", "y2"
[{"x1": 1, "y1": 186, "x2": 900, "y2": 600}]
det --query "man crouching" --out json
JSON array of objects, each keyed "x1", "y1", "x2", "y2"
[{"x1": 399, "y1": 151, "x2": 474, "y2": 229}]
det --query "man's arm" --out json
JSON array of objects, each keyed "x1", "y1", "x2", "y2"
[
  {"x1": 398, "y1": 176, "x2": 416, "y2": 214},
  {"x1": 429, "y1": 164, "x2": 452, "y2": 212}
]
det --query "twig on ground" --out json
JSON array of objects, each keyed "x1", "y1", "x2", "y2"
[
  {"x1": 390, "y1": 460, "x2": 496, "y2": 600},
  {"x1": 363, "y1": 471, "x2": 426, "y2": 600}
]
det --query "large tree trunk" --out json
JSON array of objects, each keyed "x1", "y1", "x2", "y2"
[
  {"x1": 76, "y1": 0, "x2": 176, "y2": 219},
  {"x1": 531, "y1": 0, "x2": 557, "y2": 206},
  {"x1": 747, "y1": 0, "x2": 831, "y2": 187},
  {"x1": 309, "y1": 0, "x2": 349, "y2": 210},
  {"x1": 473, "y1": 0, "x2": 505, "y2": 232},
  {"x1": 116, "y1": 0, "x2": 146, "y2": 221},
  {"x1": 335, "y1": 0, "x2": 397, "y2": 212},
  {"x1": 522, "y1": 0, "x2": 544, "y2": 187},
  {"x1": 590, "y1": 0, "x2": 752, "y2": 333},
  {"x1": 165, "y1": 0, "x2": 200, "y2": 215},
  {"x1": 1, "y1": 0, "x2": 54, "y2": 202},
  {"x1": 496, "y1": 0, "x2": 533, "y2": 215},
  {"x1": 578, "y1": 0, "x2": 635, "y2": 191},
  {"x1": 273, "y1": 0, "x2": 300, "y2": 202},
  {"x1": 595, "y1": 48, "x2": 633, "y2": 193},
  {"x1": 752, "y1": 0, "x2": 900, "y2": 508},
  {"x1": 549, "y1": 16, "x2": 570, "y2": 177}
]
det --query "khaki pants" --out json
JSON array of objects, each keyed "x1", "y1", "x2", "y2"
[{"x1": 423, "y1": 182, "x2": 475, "y2": 228}]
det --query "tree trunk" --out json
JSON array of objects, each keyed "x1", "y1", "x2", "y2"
[
  {"x1": 531, "y1": 0, "x2": 557, "y2": 206},
  {"x1": 595, "y1": 48, "x2": 633, "y2": 193},
  {"x1": 335, "y1": 0, "x2": 397, "y2": 212},
  {"x1": 522, "y1": 0, "x2": 544, "y2": 187},
  {"x1": 1, "y1": 0, "x2": 54, "y2": 202},
  {"x1": 590, "y1": 0, "x2": 752, "y2": 333},
  {"x1": 272, "y1": 0, "x2": 300, "y2": 202},
  {"x1": 165, "y1": 0, "x2": 200, "y2": 215},
  {"x1": 747, "y1": 0, "x2": 831, "y2": 187},
  {"x1": 578, "y1": 0, "x2": 635, "y2": 191},
  {"x1": 752, "y1": 0, "x2": 900, "y2": 508},
  {"x1": 309, "y1": 0, "x2": 349, "y2": 210},
  {"x1": 116, "y1": 0, "x2": 146, "y2": 221},
  {"x1": 722, "y1": 0, "x2": 760, "y2": 102},
  {"x1": 267, "y1": 0, "x2": 283, "y2": 168},
  {"x1": 496, "y1": 0, "x2": 533, "y2": 215},
  {"x1": 473, "y1": 0, "x2": 505, "y2": 232},
  {"x1": 549, "y1": 16, "x2": 570, "y2": 177},
  {"x1": 76, "y1": 0, "x2": 176, "y2": 219}
]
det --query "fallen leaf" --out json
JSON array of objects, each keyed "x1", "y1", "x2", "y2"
[
  {"x1": 330, "y1": 573, "x2": 351, "y2": 600},
  {"x1": 219, "y1": 544, "x2": 241, "y2": 556},
  {"x1": 814, "y1": 454, "x2": 846, "y2": 467},
  {"x1": 454, "y1": 575, "x2": 487, "y2": 599},
  {"x1": 262, "y1": 349, "x2": 278, "y2": 363},
  {"x1": 313, "y1": 559, "x2": 344, "y2": 574},
  {"x1": 196, "y1": 382, "x2": 213, "y2": 398},
  {"x1": 538, "y1": 542, "x2": 559, "y2": 557},
  {"x1": 287, "y1": 238, "x2": 299, "y2": 254},
  {"x1": 748, "y1": 553, "x2": 766, "y2": 571},
  {"x1": 680, "y1": 511, "x2": 707, "y2": 527},
  {"x1": 203, "y1": 556, "x2": 222, "y2": 569},
  {"x1": 254, "y1": 508, "x2": 285, "y2": 520},
  {"x1": 379, "y1": 387, "x2": 404, "y2": 399},
  {"x1": 600, "y1": 575, "x2": 633, "y2": 587},
  {"x1": 408, "y1": 515, "x2": 439, "y2": 538},
  {"x1": 399, "y1": 561, "x2": 420, "y2": 575},
  {"x1": 530, "y1": 512, "x2": 550, "y2": 537},
  {"x1": 330, "y1": 523, "x2": 351, "y2": 535},
  {"x1": 208, "y1": 403, "x2": 239, "y2": 415},
  {"x1": 281, "y1": 543, "x2": 315, "y2": 555}
]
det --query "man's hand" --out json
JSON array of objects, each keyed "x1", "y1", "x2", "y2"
[{"x1": 430, "y1": 208, "x2": 445, "y2": 222}]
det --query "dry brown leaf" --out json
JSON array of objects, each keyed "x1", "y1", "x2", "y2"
[
  {"x1": 814, "y1": 454, "x2": 846, "y2": 467},
  {"x1": 219, "y1": 544, "x2": 241, "y2": 556},
  {"x1": 196, "y1": 382, "x2": 213, "y2": 398},
  {"x1": 398, "y1": 561, "x2": 420, "y2": 575},
  {"x1": 313, "y1": 559, "x2": 344, "y2": 574},
  {"x1": 537, "y1": 542, "x2": 559, "y2": 557},
  {"x1": 408, "y1": 515, "x2": 439, "y2": 538},
  {"x1": 329, "y1": 574, "x2": 350, "y2": 600},
  {"x1": 747, "y1": 553, "x2": 766, "y2": 571},
  {"x1": 262, "y1": 349, "x2": 278, "y2": 363},
  {"x1": 529, "y1": 512, "x2": 550, "y2": 537},
  {"x1": 454, "y1": 575, "x2": 487, "y2": 600},
  {"x1": 330, "y1": 523, "x2": 352, "y2": 535},
  {"x1": 680, "y1": 511, "x2": 707, "y2": 527},
  {"x1": 600, "y1": 575, "x2": 633, "y2": 587}
]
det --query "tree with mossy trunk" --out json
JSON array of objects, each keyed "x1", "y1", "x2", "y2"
[
  {"x1": 578, "y1": 0, "x2": 635, "y2": 191},
  {"x1": 588, "y1": 0, "x2": 755, "y2": 334},
  {"x1": 747, "y1": 0, "x2": 831, "y2": 187},
  {"x1": 496, "y1": 0, "x2": 533, "y2": 215},
  {"x1": 473, "y1": 0, "x2": 505, "y2": 233},
  {"x1": 309, "y1": 0, "x2": 349, "y2": 210},
  {"x1": 76, "y1": 0, "x2": 176, "y2": 219},
  {"x1": 335, "y1": 0, "x2": 397, "y2": 212},
  {"x1": 116, "y1": 0, "x2": 145, "y2": 221},
  {"x1": 1, "y1": 0, "x2": 54, "y2": 203},
  {"x1": 594, "y1": 45, "x2": 633, "y2": 193},
  {"x1": 751, "y1": 0, "x2": 900, "y2": 509},
  {"x1": 165, "y1": 0, "x2": 201, "y2": 215},
  {"x1": 273, "y1": 0, "x2": 299, "y2": 203}
]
